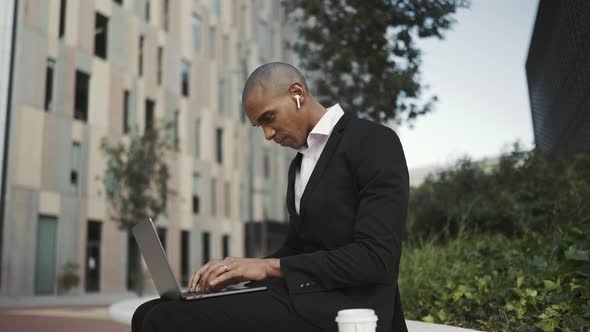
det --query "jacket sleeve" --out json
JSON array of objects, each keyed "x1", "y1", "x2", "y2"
[{"x1": 279, "y1": 128, "x2": 409, "y2": 294}]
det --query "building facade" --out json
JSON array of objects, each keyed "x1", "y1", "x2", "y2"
[
  {"x1": 526, "y1": 0, "x2": 590, "y2": 158},
  {"x1": 1, "y1": 0, "x2": 295, "y2": 296}
]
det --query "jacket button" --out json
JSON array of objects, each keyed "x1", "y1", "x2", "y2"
[
  {"x1": 300, "y1": 284, "x2": 304, "y2": 288},
  {"x1": 306, "y1": 282, "x2": 311, "y2": 286}
]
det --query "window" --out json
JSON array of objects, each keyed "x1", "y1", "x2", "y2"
[
  {"x1": 240, "y1": 182, "x2": 246, "y2": 220},
  {"x1": 213, "y1": 0, "x2": 221, "y2": 17},
  {"x1": 224, "y1": 181, "x2": 230, "y2": 218},
  {"x1": 157, "y1": 227, "x2": 167, "y2": 252},
  {"x1": 240, "y1": 60, "x2": 248, "y2": 123},
  {"x1": 59, "y1": 0, "x2": 67, "y2": 38},
  {"x1": 181, "y1": 231, "x2": 190, "y2": 286},
  {"x1": 35, "y1": 215, "x2": 58, "y2": 294},
  {"x1": 209, "y1": 26, "x2": 216, "y2": 59},
  {"x1": 123, "y1": 90, "x2": 130, "y2": 133},
  {"x1": 105, "y1": 152, "x2": 118, "y2": 199},
  {"x1": 145, "y1": 99, "x2": 155, "y2": 132},
  {"x1": 192, "y1": 14, "x2": 201, "y2": 52},
  {"x1": 211, "y1": 178, "x2": 216, "y2": 216},
  {"x1": 74, "y1": 70, "x2": 90, "y2": 121},
  {"x1": 157, "y1": 46, "x2": 163, "y2": 85},
  {"x1": 218, "y1": 79, "x2": 225, "y2": 114},
  {"x1": 232, "y1": 1, "x2": 239, "y2": 27},
  {"x1": 145, "y1": 1, "x2": 150, "y2": 22},
  {"x1": 222, "y1": 235, "x2": 230, "y2": 258},
  {"x1": 223, "y1": 36, "x2": 229, "y2": 64},
  {"x1": 202, "y1": 232, "x2": 210, "y2": 264},
  {"x1": 258, "y1": 21, "x2": 270, "y2": 61},
  {"x1": 85, "y1": 220, "x2": 102, "y2": 292},
  {"x1": 194, "y1": 119, "x2": 200, "y2": 158},
  {"x1": 163, "y1": 0, "x2": 169, "y2": 31},
  {"x1": 168, "y1": 110, "x2": 179, "y2": 148},
  {"x1": 138, "y1": 35, "x2": 144, "y2": 76},
  {"x1": 192, "y1": 174, "x2": 200, "y2": 214},
  {"x1": 71, "y1": 142, "x2": 81, "y2": 192},
  {"x1": 263, "y1": 149, "x2": 270, "y2": 178},
  {"x1": 181, "y1": 60, "x2": 190, "y2": 97},
  {"x1": 94, "y1": 13, "x2": 108, "y2": 59},
  {"x1": 215, "y1": 128, "x2": 223, "y2": 164},
  {"x1": 44, "y1": 58, "x2": 55, "y2": 111},
  {"x1": 243, "y1": 181, "x2": 253, "y2": 221}
]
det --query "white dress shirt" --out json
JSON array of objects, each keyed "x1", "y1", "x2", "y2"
[{"x1": 294, "y1": 103, "x2": 345, "y2": 214}]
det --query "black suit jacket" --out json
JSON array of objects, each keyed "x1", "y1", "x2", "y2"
[{"x1": 265, "y1": 112, "x2": 409, "y2": 332}]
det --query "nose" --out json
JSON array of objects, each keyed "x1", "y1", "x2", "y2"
[{"x1": 262, "y1": 126, "x2": 275, "y2": 141}]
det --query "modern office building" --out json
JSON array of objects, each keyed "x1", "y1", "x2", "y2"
[
  {"x1": 0, "y1": 0, "x2": 295, "y2": 296},
  {"x1": 526, "y1": 0, "x2": 590, "y2": 158}
]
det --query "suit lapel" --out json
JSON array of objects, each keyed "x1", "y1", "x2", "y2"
[
  {"x1": 299, "y1": 113, "x2": 352, "y2": 217},
  {"x1": 287, "y1": 152, "x2": 302, "y2": 217}
]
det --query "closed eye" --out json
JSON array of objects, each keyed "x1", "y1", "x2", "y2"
[{"x1": 258, "y1": 112, "x2": 274, "y2": 125}]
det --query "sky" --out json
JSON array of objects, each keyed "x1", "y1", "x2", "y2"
[{"x1": 397, "y1": 0, "x2": 540, "y2": 170}]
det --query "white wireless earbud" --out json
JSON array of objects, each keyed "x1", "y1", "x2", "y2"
[{"x1": 295, "y1": 95, "x2": 301, "y2": 109}]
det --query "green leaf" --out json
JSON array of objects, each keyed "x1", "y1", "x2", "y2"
[
  {"x1": 543, "y1": 280, "x2": 556, "y2": 290},
  {"x1": 564, "y1": 246, "x2": 590, "y2": 262},
  {"x1": 422, "y1": 314, "x2": 435, "y2": 323},
  {"x1": 524, "y1": 288, "x2": 538, "y2": 298},
  {"x1": 517, "y1": 276, "x2": 524, "y2": 288},
  {"x1": 532, "y1": 255, "x2": 548, "y2": 269},
  {"x1": 562, "y1": 317, "x2": 590, "y2": 330}
]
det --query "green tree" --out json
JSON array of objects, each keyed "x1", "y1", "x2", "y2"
[
  {"x1": 101, "y1": 122, "x2": 176, "y2": 294},
  {"x1": 283, "y1": 0, "x2": 469, "y2": 125}
]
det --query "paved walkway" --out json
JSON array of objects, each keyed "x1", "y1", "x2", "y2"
[
  {"x1": 0, "y1": 306, "x2": 129, "y2": 332},
  {"x1": 0, "y1": 291, "x2": 137, "y2": 308},
  {"x1": 0, "y1": 292, "x2": 135, "y2": 332}
]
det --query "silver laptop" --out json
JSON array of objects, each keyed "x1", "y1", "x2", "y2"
[{"x1": 132, "y1": 218, "x2": 267, "y2": 300}]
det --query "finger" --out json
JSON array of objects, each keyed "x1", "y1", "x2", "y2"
[
  {"x1": 197, "y1": 260, "x2": 222, "y2": 292},
  {"x1": 204, "y1": 262, "x2": 233, "y2": 293},
  {"x1": 201, "y1": 258, "x2": 232, "y2": 291},
  {"x1": 190, "y1": 260, "x2": 216, "y2": 292},
  {"x1": 190, "y1": 272, "x2": 199, "y2": 292},
  {"x1": 190, "y1": 266, "x2": 207, "y2": 292},
  {"x1": 190, "y1": 265, "x2": 207, "y2": 291},
  {"x1": 200, "y1": 263, "x2": 226, "y2": 292},
  {"x1": 209, "y1": 268, "x2": 240, "y2": 291}
]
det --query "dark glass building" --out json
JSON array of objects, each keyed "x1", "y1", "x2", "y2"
[{"x1": 525, "y1": 0, "x2": 590, "y2": 158}]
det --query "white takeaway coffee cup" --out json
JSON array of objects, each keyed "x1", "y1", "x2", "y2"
[{"x1": 335, "y1": 309, "x2": 378, "y2": 332}]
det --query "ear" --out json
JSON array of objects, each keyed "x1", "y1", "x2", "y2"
[{"x1": 289, "y1": 83, "x2": 305, "y2": 105}]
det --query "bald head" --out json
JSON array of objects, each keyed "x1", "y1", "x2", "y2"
[{"x1": 241, "y1": 62, "x2": 309, "y2": 105}]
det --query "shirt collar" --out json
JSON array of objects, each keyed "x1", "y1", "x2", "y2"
[{"x1": 297, "y1": 103, "x2": 345, "y2": 154}]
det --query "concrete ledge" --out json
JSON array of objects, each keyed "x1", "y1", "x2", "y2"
[
  {"x1": 0, "y1": 292, "x2": 137, "y2": 308},
  {"x1": 109, "y1": 297, "x2": 481, "y2": 331},
  {"x1": 109, "y1": 296, "x2": 157, "y2": 326}
]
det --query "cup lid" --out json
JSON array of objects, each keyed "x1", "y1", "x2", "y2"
[
  {"x1": 335, "y1": 309, "x2": 378, "y2": 323},
  {"x1": 337, "y1": 309, "x2": 375, "y2": 317}
]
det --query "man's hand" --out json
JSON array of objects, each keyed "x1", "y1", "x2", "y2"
[{"x1": 188, "y1": 257, "x2": 282, "y2": 293}]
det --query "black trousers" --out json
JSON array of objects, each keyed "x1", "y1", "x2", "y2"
[{"x1": 132, "y1": 278, "x2": 322, "y2": 332}]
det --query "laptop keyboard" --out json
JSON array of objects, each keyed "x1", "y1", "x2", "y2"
[{"x1": 182, "y1": 291, "x2": 202, "y2": 296}]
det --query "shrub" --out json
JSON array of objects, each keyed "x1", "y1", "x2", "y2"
[
  {"x1": 407, "y1": 146, "x2": 590, "y2": 243},
  {"x1": 57, "y1": 262, "x2": 80, "y2": 293},
  {"x1": 400, "y1": 147, "x2": 590, "y2": 331},
  {"x1": 399, "y1": 227, "x2": 590, "y2": 331}
]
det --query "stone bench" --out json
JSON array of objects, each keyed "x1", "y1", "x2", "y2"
[{"x1": 109, "y1": 297, "x2": 481, "y2": 332}]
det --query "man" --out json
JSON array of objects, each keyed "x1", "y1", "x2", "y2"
[{"x1": 132, "y1": 62, "x2": 409, "y2": 332}]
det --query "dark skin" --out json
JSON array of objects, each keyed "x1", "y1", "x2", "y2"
[{"x1": 188, "y1": 81, "x2": 328, "y2": 293}]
